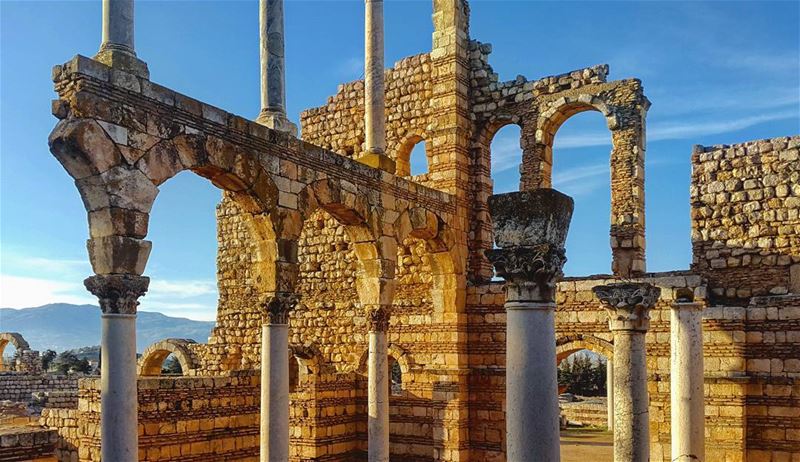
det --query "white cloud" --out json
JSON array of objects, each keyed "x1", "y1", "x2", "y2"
[
  {"x1": 0, "y1": 274, "x2": 95, "y2": 309},
  {"x1": 146, "y1": 279, "x2": 217, "y2": 299}
]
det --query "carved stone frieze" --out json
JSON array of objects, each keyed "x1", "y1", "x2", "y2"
[{"x1": 84, "y1": 274, "x2": 150, "y2": 315}]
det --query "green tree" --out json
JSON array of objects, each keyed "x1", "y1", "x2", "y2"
[
  {"x1": 558, "y1": 352, "x2": 607, "y2": 396},
  {"x1": 161, "y1": 355, "x2": 183, "y2": 375},
  {"x1": 52, "y1": 351, "x2": 92, "y2": 374},
  {"x1": 41, "y1": 349, "x2": 57, "y2": 371}
]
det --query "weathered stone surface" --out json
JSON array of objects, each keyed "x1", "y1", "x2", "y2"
[
  {"x1": 84, "y1": 273, "x2": 150, "y2": 314},
  {"x1": 87, "y1": 236, "x2": 152, "y2": 275},
  {"x1": 488, "y1": 189, "x2": 574, "y2": 249}
]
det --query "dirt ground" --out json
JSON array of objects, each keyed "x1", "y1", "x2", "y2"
[{"x1": 560, "y1": 428, "x2": 613, "y2": 462}]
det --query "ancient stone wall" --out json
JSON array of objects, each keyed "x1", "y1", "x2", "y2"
[
  {"x1": 0, "y1": 427, "x2": 58, "y2": 462},
  {"x1": 691, "y1": 136, "x2": 800, "y2": 304},
  {"x1": 0, "y1": 372, "x2": 78, "y2": 405}
]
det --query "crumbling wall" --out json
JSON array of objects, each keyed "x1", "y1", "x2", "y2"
[
  {"x1": 691, "y1": 136, "x2": 800, "y2": 304},
  {"x1": 0, "y1": 372, "x2": 78, "y2": 405}
]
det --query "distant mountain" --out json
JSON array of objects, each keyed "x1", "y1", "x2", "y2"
[{"x1": 0, "y1": 304, "x2": 214, "y2": 353}]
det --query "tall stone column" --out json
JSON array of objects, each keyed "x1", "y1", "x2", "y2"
[
  {"x1": 367, "y1": 304, "x2": 390, "y2": 462},
  {"x1": 260, "y1": 292, "x2": 298, "y2": 462},
  {"x1": 486, "y1": 189, "x2": 574, "y2": 461},
  {"x1": 670, "y1": 300, "x2": 705, "y2": 462},
  {"x1": 359, "y1": 0, "x2": 395, "y2": 173},
  {"x1": 593, "y1": 282, "x2": 660, "y2": 462},
  {"x1": 84, "y1": 274, "x2": 149, "y2": 462},
  {"x1": 256, "y1": 0, "x2": 297, "y2": 136},
  {"x1": 607, "y1": 359, "x2": 614, "y2": 431},
  {"x1": 95, "y1": 0, "x2": 149, "y2": 78}
]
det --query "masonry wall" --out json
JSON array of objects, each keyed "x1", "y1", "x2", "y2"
[
  {"x1": 691, "y1": 136, "x2": 800, "y2": 304},
  {"x1": 0, "y1": 372, "x2": 78, "y2": 405}
]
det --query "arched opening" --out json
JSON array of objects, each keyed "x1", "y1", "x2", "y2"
[
  {"x1": 289, "y1": 355, "x2": 301, "y2": 393},
  {"x1": 550, "y1": 110, "x2": 613, "y2": 276},
  {"x1": 489, "y1": 124, "x2": 522, "y2": 194},
  {"x1": 409, "y1": 141, "x2": 430, "y2": 176},
  {"x1": 138, "y1": 339, "x2": 198, "y2": 377},
  {"x1": 161, "y1": 353, "x2": 183, "y2": 375},
  {"x1": 395, "y1": 135, "x2": 432, "y2": 177},
  {"x1": 1, "y1": 341, "x2": 18, "y2": 371},
  {"x1": 389, "y1": 357, "x2": 402, "y2": 397}
]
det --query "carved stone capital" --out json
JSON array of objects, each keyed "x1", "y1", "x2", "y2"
[
  {"x1": 263, "y1": 292, "x2": 298, "y2": 325},
  {"x1": 593, "y1": 282, "x2": 661, "y2": 332},
  {"x1": 486, "y1": 244, "x2": 566, "y2": 302},
  {"x1": 365, "y1": 304, "x2": 391, "y2": 332},
  {"x1": 84, "y1": 274, "x2": 150, "y2": 315}
]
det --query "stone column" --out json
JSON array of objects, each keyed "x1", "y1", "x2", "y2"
[
  {"x1": 607, "y1": 359, "x2": 614, "y2": 431},
  {"x1": 593, "y1": 282, "x2": 660, "y2": 462},
  {"x1": 260, "y1": 293, "x2": 297, "y2": 462},
  {"x1": 256, "y1": 0, "x2": 297, "y2": 136},
  {"x1": 670, "y1": 301, "x2": 705, "y2": 462},
  {"x1": 486, "y1": 189, "x2": 574, "y2": 461},
  {"x1": 84, "y1": 274, "x2": 149, "y2": 462},
  {"x1": 359, "y1": 0, "x2": 395, "y2": 173},
  {"x1": 95, "y1": 0, "x2": 149, "y2": 78},
  {"x1": 367, "y1": 304, "x2": 390, "y2": 462}
]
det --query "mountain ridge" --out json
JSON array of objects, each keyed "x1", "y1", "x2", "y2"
[{"x1": 0, "y1": 303, "x2": 214, "y2": 353}]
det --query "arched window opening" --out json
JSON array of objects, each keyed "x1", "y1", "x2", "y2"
[
  {"x1": 557, "y1": 350, "x2": 607, "y2": 398},
  {"x1": 409, "y1": 141, "x2": 429, "y2": 176},
  {"x1": 389, "y1": 357, "x2": 402, "y2": 397},
  {"x1": 161, "y1": 353, "x2": 183, "y2": 375},
  {"x1": 1, "y1": 343, "x2": 17, "y2": 371},
  {"x1": 551, "y1": 111, "x2": 612, "y2": 276},
  {"x1": 490, "y1": 124, "x2": 522, "y2": 194},
  {"x1": 145, "y1": 170, "x2": 219, "y2": 329}
]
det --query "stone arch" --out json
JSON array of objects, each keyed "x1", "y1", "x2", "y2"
[
  {"x1": 355, "y1": 343, "x2": 413, "y2": 375},
  {"x1": 393, "y1": 131, "x2": 433, "y2": 177},
  {"x1": 138, "y1": 339, "x2": 200, "y2": 376},
  {"x1": 523, "y1": 88, "x2": 647, "y2": 277},
  {"x1": 555, "y1": 334, "x2": 613, "y2": 363},
  {"x1": 0, "y1": 333, "x2": 30, "y2": 372}
]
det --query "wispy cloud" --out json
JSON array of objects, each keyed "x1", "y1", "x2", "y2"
[
  {"x1": 552, "y1": 163, "x2": 609, "y2": 198},
  {"x1": 0, "y1": 274, "x2": 95, "y2": 309},
  {"x1": 147, "y1": 280, "x2": 217, "y2": 299}
]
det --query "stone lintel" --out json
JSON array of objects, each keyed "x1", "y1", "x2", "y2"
[
  {"x1": 84, "y1": 274, "x2": 150, "y2": 315},
  {"x1": 593, "y1": 282, "x2": 660, "y2": 332},
  {"x1": 263, "y1": 292, "x2": 299, "y2": 325},
  {"x1": 671, "y1": 301, "x2": 704, "y2": 312},
  {"x1": 356, "y1": 152, "x2": 396, "y2": 174}
]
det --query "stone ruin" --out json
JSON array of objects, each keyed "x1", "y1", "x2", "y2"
[{"x1": 3, "y1": 0, "x2": 798, "y2": 461}]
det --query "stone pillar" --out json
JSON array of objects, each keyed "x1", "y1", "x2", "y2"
[
  {"x1": 593, "y1": 282, "x2": 660, "y2": 462},
  {"x1": 366, "y1": 305, "x2": 390, "y2": 462},
  {"x1": 670, "y1": 301, "x2": 705, "y2": 462},
  {"x1": 84, "y1": 274, "x2": 149, "y2": 462},
  {"x1": 359, "y1": 0, "x2": 395, "y2": 173},
  {"x1": 95, "y1": 0, "x2": 149, "y2": 78},
  {"x1": 260, "y1": 293, "x2": 297, "y2": 462},
  {"x1": 256, "y1": 0, "x2": 297, "y2": 136},
  {"x1": 607, "y1": 359, "x2": 614, "y2": 431},
  {"x1": 486, "y1": 189, "x2": 574, "y2": 461}
]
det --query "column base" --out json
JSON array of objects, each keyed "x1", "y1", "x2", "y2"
[
  {"x1": 256, "y1": 110, "x2": 298, "y2": 137},
  {"x1": 357, "y1": 151, "x2": 396, "y2": 174},
  {"x1": 95, "y1": 48, "x2": 149, "y2": 79}
]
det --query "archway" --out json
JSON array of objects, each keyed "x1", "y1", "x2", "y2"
[
  {"x1": 0, "y1": 333, "x2": 29, "y2": 372},
  {"x1": 556, "y1": 335, "x2": 614, "y2": 434},
  {"x1": 489, "y1": 124, "x2": 523, "y2": 194},
  {"x1": 394, "y1": 134, "x2": 432, "y2": 177},
  {"x1": 138, "y1": 339, "x2": 199, "y2": 376}
]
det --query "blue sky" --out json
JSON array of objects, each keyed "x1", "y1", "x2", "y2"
[{"x1": 1, "y1": 1, "x2": 798, "y2": 321}]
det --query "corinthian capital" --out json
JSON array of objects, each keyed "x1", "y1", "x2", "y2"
[
  {"x1": 84, "y1": 274, "x2": 150, "y2": 315},
  {"x1": 365, "y1": 304, "x2": 391, "y2": 332},
  {"x1": 263, "y1": 292, "x2": 298, "y2": 325},
  {"x1": 593, "y1": 282, "x2": 661, "y2": 332},
  {"x1": 485, "y1": 244, "x2": 566, "y2": 302}
]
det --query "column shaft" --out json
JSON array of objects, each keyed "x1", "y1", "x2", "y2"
[
  {"x1": 364, "y1": 0, "x2": 385, "y2": 155},
  {"x1": 670, "y1": 303, "x2": 705, "y2": 462},
  {"x1": 101, "y1": 0, "x2": 134, "y2": 52},
  {"x1": 613, "y1": 331, "x2": 650, "y2": 462},
  {"x1": 100, "y1": 313, "x2": 138, "y2": 462},
  {"x1": 368, "y1": 329, "x2": 390, "y2": 462},
  {"x1": 506, "y1": 301, "x2": 560, "y2": 461},
  {"x1": 260, "y1": 0, "x2": 287, "y2": 114},
  {"x1": 607, "y1": 359, "x2": 614, "y2": 431},
  {"x1": 261, "y1": 323, "x2": 290, "y2": 462}
]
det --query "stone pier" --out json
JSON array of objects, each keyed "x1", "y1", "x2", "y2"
[
  {"x1": 593, "y1": 282, "x2": 660, "y2": 462},
  {"x1": 85, "y1": 274, "x2": 149, "y2": 462},
  {"x1": 256, "y1": 0, "x2": 297, "y2": 135},
  {"x1": 367, "y1": 305, "x2": 391, "y2": 462},
  {"x1": 486, "y1": 189, "x2": 574, "y2": 461},
  {"x1": 670, "y1": 300, "x2": 705, "y2": 462},
  {"x1": 260, "y1": 293, "x2": 297, "y2": 462}
]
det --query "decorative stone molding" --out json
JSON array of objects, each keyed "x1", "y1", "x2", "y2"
[
  {"x1": 84, "y1": 274, "x2": 150, "y2": 315},
  {"x1": 263, "y1": 292, "x2": 299, "y2": 325},
  {"x1": 366, "y1": 304, "x2": 391, "y2": 332},
  {"x1": 593, "y1": 282, "x2": 660, "y2": 332},
  {"x1": 486, "y1": 244, "x2": 566, "y2": 301}
]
